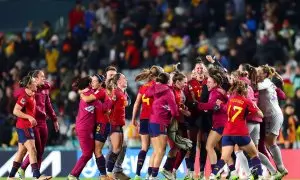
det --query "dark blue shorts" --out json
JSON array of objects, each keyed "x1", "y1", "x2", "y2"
[
  {"x1": 212, "y1": 127, "x2": 224, "y2": 135},
  {"x1": 110, "y1": 125, "x2": 123, "y2": 133},
  {"x1": 149, "y1": 123, "x2": 167, "y2": 137},
  {"x1": 94, "y1": 123, "x2": 111, "y2": 143},
  {"x1": 222, "y1": 136, "x2": 251, "y2": 147},
  {"x1": 16, "y1": 128, "x2": 35, "y2": 144},
  {"x1": 139, "y1": 119, "x2": 149, "y2": 135}
]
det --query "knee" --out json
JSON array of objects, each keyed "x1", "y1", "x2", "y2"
[
  {"x1": 206, "y1": 144, "x2": 212, "y2": 151},
  {"x1": 27, "y1": 146, "x2": 37, "y2": 155},
  {"x1": 157, "y1": 148, "x2": 166, "y2": 156},
  {"x1": 83, "y1": 151, "x2": 93, "y2": 160}
]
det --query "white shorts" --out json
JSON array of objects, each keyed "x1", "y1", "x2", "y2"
[
  {"x1": 264, "y1": 113, "x2": 283, "y2": 136},
  {"x1": 247, "y1": 122, "x2": 260, "y2": 145}
]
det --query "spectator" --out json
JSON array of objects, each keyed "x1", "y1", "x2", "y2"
[
  {"x1": 282, "y1": 104, "x2": 298, "y2": 149},
  {"x1": 84, "y1": 2, "x2": 96, "y2": 31},
  {"x1": 45, "y1": 45, "x2": 59, "y2": 76},
  {"x1": 68, "y1": 0, "x2": 84, "y2": 31},
  {"x1": 36, "y1": 21, "x2": 53, "y2": 43}
]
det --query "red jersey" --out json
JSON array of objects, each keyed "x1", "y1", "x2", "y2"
[
  {"x1": 173, "y1": 86, "x2": 185, "y2": 123},
  {"x1": 138, "y1": 81, "x2": 155, "y2": 120},
  {"x1": 16, "y1": 91, "x2": 36, "y2": 129},
  {"x1": 223, "y1": 95, "x2": 259, "y2": 136},
  {"x1": 109, "y1": 88, "x2": 127, "y2": 126},
  {"x1": 185, "y1": 78, "x2": 207, "y2": 103},
  {"x1": 94, "y1": 88, "x2": 110, "y2": 124}
]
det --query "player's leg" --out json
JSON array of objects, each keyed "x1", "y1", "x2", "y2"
[
  {"x1": 8, "y1": 143, "x2": 27, "y2": 179},
  {"x1": 173, "y1": 124, "x2": 188, "y2": 171},
  {"x1": 240, "y1": 138, "x2": 263, "y2": 179},
  {"x1": 69, "y1": 130, "x2": 94, "y2": 178},
  {"x1": 265, "y1": 115, "x2": 287, "y2": 177},
  {"x1": 152, "y1": 134, "x2": 168, "y2": 179},
  {"x1": 206, "y1": 129, "x2": 222, "y2": 172},
  {"x1": 38, "y1": 125, "x2": 49, "y2": 166},
  {"x1": 94, "y1": 123, "x2": 110, "y2": 179},
  {"x1": 107, "y1": 128, "x2": 123, "y2": 177},
  {"x1": 134, "y1": 120, "x2": 150, "y2": 179}
]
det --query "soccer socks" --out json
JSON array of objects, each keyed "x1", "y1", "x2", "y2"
[
  {"x1": 31, "y1": 163, "x2": 41, "y2": 178},
  {"x1": 96, "y1": 155, "x2": 107, "y2": 176},
  {"x1": 235, "y1": 150, "x2": 250, "y2": 175},
  {"x1": 163, "y1": 156, "x2": 176, "y2": 171},
  {"x1": 136, "y1": 150, "x2": 147, "y2": 176},
  {"x1": 148, "y1": 167, "x2": 153, "y2": 176},
  {"x1": 199, "y1": 140, "x2": 207, "y2": 172},
  {"x1": 151, "y1": 167, "x2": 159, "y2": 177},
  {"x1": 269, "y1": 144, "x2": 285, "y2": 171},
  {"x1": 186, "y1": 142, "x2": 196, "y2": 171},
  {"x1": 228, "y1": 164, "x2": 235, "y2": 171},
  {"x1": 250, "y1": 156, "x2": 263, "y2": 176},
  {"x1": 107, "y1": 152, "x2": 119, "y2": 173},
  {"x1": 258, "y1": 152, "x2": 276, "y2": 174},
  {"x1": 212, "y1": 160, "x2": 225, "y2": 175},
  {"x1": 173, "y1": 149, "x2": 187, "y2": 170},
  {"x1": 9, "y1": 161, "x2": 21, "y2": 177}
]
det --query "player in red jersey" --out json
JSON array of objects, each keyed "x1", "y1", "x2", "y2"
[
  {"x1": 214, "y1": 80, "x2": 264, "y2": 180},
  {"x1": 8, "y1": 75, "x2": 51, "y2": 180},
  {"x1": 131, "y1": 66, "x2": 163, "y2": 180},
  {"x1": 18, "y1": 70, "x2": 58, "y2": 178},
  {"x1": 79, "y1": 74, "x2": 113, "y2": 180},
  {"x1": 162, "y1": 71, "x2": 190, "y2": 179},
  {"x1": 197, "y1": 69, "x2": 229, "y2": 179},
  {"x1": 106, "y1": 73, "x2": 129, "y2": 179},
  {"x1": 104, "y1": 66, "x2": 130, "y2": 180},
  {"x1": 184, "y1": 62, "x2": 209, "y2": 179}
]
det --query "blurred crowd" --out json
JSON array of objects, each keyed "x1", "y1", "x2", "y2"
[{"x1": 0, "y1": 0, "x2": 300, "y2": 148}]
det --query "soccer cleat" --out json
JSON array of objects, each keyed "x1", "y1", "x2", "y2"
[
  {"x1": 184, "y1": 170, "x2": 194, "y2": 180},
  {"x1": 67, "y1": 174, "x2": 79, "y2": 180},
  {"x1": 35, "y1": 175, "x2": 52, "y2": 180},
  {"x1": 107, "y1": 173, "x2": 116, "y2": 180},
  {"x1": 113, "y1": 172, "x2": 130, "y2": 180},
  {"x1": 209, "y1": 173, "x2": 217, "y2": 180},
  {"x1": 228, "y1": 170, "x2": 239, "y2": 180},
  {"x1": 132, "y1": 175, "x2": 142, "y2": 180},
  {"x1": 144, "y1": 174, "x2": 150, "y2": 180},
  {"x1": 161, "y1": 168, "x2": 175, "y2": 180},
  {"x1": 18, "y1": 168, "x2": 25, "y2": 179},
  {"x1": 197, "y1": 171, "x2": 205, "y2": 180},
  {"x1": 148, "y1": 176, "x2": 159, "y2": 180}
]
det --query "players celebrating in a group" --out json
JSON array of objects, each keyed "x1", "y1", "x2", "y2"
[{"x1": 8, "y1": 57, "x2": 290, "y2": 180}]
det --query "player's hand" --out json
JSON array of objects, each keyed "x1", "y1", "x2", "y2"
[
  {"x1": 28, "y1": 116, "x2": 37, "y2": 126},
  {"x1": 217, "y1": 88, "x2": 226, "y2": 95},
  {"x1": 206, "y1": 55, "x2": 215, "y2": 63},
  {"x1": 180, "y1": 108, "x2": 191, "y2": 117},
  {"x1": 54, "y1": 121, "x2": 59, "y2": 132},
  {"x1": 131, "y1": 119, "x2": 138, "y2": 127},
  {"x1": 216, "y1": 99, "x2": 223, "y2": 106}
]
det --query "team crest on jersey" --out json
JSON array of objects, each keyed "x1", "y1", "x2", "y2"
[
  {"x1": 20, "y1": 98, "x2": 26, "y2": 105},
  {"x1": 84, "y1": 106, "x2": 95, "y2": 113}
]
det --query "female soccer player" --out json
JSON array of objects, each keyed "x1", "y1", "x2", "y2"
[
  {"x1": 131, "y1": 66, "x2": 163, "y2": 180},
  {"x1": 214, "y1": 80, "x2": 264, "y2": 180},
  {"x1": 257, "y1": 65, "x2": 288, "y2": 178},
  {"x1": 106, "y1": 73, "x2": 129, "y2": 179},
  {"x1": 79, "y1": 74, "x2": 113, "y2": 180},
  {"x1": 68, "y1": 77, "x2": 97, "y2": 180},
  {"x1": 18, "y1": 70, "x2": 58, "y2": 178},
  {"x1": 184, "y1": 62, "x2": 208, "y2": 180},
  {"x1": 8, "y1": 75, "x2": 51, "y2": 180},
  {"x1": 145, "y1": 72, "x2": 179, "y2": 180},
  {"x1": 197, "y1": 70, "x2": 228, "y2": 179},
  {"x1": 162, "y1": 71, "x2": 190, "y2": 180}
]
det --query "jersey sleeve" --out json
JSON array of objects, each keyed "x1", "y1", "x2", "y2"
[
  {"x1": 94, "y1": 89, "x2": 106, "y2": 100},
  {"x1": 246, "y1": 99, "x2": 259, "y2": 114},
  {"x1": 16, "y1": 94, "x2": 27, "y2": 108}
]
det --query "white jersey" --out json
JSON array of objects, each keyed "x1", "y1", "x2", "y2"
[{"x1": 257, "y1": 78, "x2": 283, "y2": 117}]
